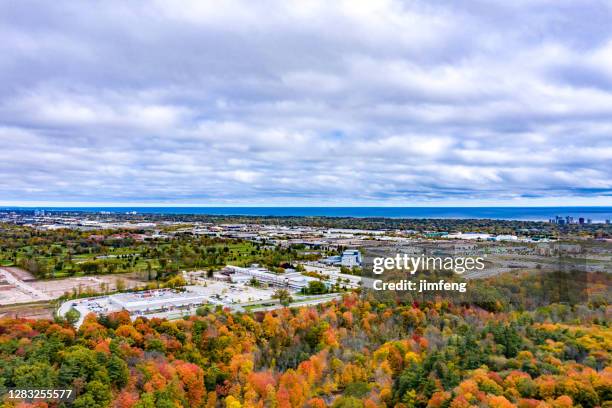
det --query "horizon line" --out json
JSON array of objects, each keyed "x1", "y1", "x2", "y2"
[{"x1": 2, "y1": 205, "x2": 611, "y2": 209}]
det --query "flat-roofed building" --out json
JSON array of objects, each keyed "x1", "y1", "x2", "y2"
[
  {"x1": 226, "y1": 265, "x2": 320, "y2": 290},
  {"x1": 108, "y1": 289, "x2": 209, "y2": 312},
  {"x1": 341, "y1": 249, "x2": 362, "y2": 267}
]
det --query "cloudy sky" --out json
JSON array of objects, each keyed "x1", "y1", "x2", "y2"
[{"x1": 1, "y1": 0, "x2": 611, "y2": 206}]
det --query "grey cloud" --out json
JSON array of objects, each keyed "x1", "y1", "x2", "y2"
[{"x1": 0, "y1": 0, "x2": 611, "y2": 205}]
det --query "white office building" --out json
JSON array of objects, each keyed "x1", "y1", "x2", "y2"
[
  {"x1": 225, "y1": 265, "x2": 319, "y2": 290},
  {"x1": 341, "y1": 249, "x2": 362, "y2": 267}
]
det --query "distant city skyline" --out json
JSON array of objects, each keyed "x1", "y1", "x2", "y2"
[
  {"x1": 1, "y1": 198, "x2": 612, "y2": 207},
  {"x1": 1, "y1": 1, "x2": 611, "y2": 206}
]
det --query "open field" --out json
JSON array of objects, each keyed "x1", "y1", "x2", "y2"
[
  {"x1": 0, "y1": 287, "x2": 41, "y2": 304},
  {"x1": 0, "y1": 267, "x2": 51, "y2": 305},
  {"x1": 2, "y1": 266, "x2": 35, "y2": 281},
  {"x1": 30, "y1": 274, "x2": 144, "y2": 298},
  {"x1": 0, "y1": 266, "x2": 145, "y2": 308},
  {"x1": 0, "y1": 226, "x2": 296, "y2": 280}
]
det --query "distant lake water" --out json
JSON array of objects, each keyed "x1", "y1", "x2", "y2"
[{"x1": 5, "y1": 206, "x2": 612, "y2": 222}]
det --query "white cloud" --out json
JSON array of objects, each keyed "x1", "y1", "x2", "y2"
[{"x1": 0, "y1": 0, "x2": 610, "y2": 205}]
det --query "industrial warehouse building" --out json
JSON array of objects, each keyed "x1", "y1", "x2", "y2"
[
  {"x1": 225, "y1": 265, "x2": 322, "y2": 290},
  {"x1": 108, "y1": 289, "x2": 209, "y2": 312}
]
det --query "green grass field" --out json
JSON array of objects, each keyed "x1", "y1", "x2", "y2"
[{"x1": 0, "y1": 234, "x2": 310, "y2": 280}]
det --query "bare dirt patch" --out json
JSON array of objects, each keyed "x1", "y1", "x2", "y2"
[
  {"x1": 3, "y1": 266, "x2": 36, "y2": 281},
  {"x1": 0, "y1": 267, "x2": 48, "y2": 305},
  {"x1": 31, "y1": 274, "x2": 144, "y2": 298},
  {"x1": 1, "y1": 268, "x2": 146, "y2": 305}
]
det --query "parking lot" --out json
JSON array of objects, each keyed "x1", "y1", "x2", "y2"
[
  {"x1": 58, "y1": 279, "x2": 281, "y2": 327},
  {"x1": 188, "y1": 280, "x2": 277, "y2": 304}
]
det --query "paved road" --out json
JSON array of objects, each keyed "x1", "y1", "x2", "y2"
[
  {"x1": 57, "y1": 299, "x2": 88, "y2": 328},
  {"x1": 247, "y1": 294, "x2": 343, "y2": 312}
]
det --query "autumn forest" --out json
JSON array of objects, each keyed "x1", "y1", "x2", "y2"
[{"x1": 1, "y1": 273, "x2": 610, "y2": 408}]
